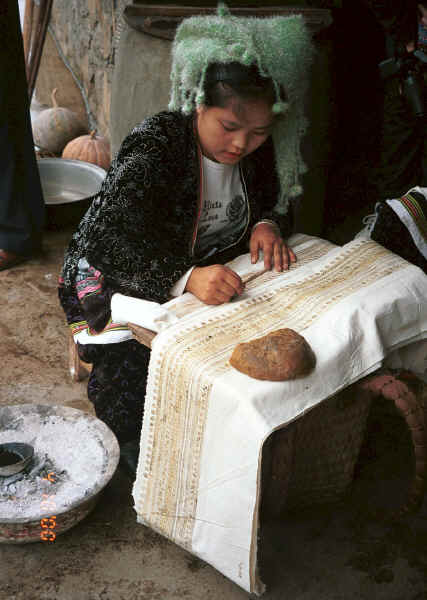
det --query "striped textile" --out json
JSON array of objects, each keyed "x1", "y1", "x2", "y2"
[{"x1": 386, "y1": 186, "x2": 427, "y2": 260}]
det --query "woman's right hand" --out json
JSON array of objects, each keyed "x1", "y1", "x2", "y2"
[{"x1": 185, "y1": 265, "x2": 244, "y2": 305}]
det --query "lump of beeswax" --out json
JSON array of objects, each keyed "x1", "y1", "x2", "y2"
[{"x1": 229, "y1": 328, "x2": 315, "y2": 381}]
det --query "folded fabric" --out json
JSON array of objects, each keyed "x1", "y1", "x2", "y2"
[
  {"x1": 383, "y1": 187, "x2": 427, "y2": 261},
  {"x1": 357, "y1": 187, "x2": 427, "y2": 273},
  {"x1": 111, "y1": 293, "x2": 179, "y2": 332}
]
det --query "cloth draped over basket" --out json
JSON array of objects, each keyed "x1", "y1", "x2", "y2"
[{"x1": 132, "y1": 235, "x2": 427, "y2": 595}]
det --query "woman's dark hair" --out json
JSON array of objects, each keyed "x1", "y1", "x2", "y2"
[{"x1": 203, "y1": 62, "x2": 279, "y2": 109}]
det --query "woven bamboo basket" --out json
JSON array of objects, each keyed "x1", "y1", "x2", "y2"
[
  {"x1": 262, "y1": 382, "x2": 372, "y2": 515},
  {"x1": 262, "y1": 372, "x2": 427, "y2": 517}
]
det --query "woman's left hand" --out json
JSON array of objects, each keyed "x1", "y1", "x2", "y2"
[{"x1": 249, "y1": 223, "x2": 296, "y2": 271}]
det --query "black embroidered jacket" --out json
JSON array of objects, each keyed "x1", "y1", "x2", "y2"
[{"x1": 59, "y1": 111, "x2": 293, "y2": 331}]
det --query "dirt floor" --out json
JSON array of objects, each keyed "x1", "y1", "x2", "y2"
[{"x1": 1, "y1": 227, "x2": 427, "y2": 600}]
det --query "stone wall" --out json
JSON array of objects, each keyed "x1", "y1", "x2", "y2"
[
  {"x1": 36, "y1": 1, "x2": 336, "y2": 146},
  {"x1": 36, "y1": 0, "x2": 128, "y2": 139}
]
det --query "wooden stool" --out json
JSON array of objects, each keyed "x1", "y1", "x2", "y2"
[{"x1": 68, "y1": 331, "x2": 91, "y2": 382}]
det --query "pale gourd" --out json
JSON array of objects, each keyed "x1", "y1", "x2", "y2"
[
  {"x1": 62, "y1": 130, "x2": 111, "y2": 171},
  {"x1": 33, "y1": 89, "x2": 87, "y2": 154}
]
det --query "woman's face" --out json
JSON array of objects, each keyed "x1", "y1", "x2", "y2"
[{"x1": 196, "y1": 98, "x2": 274, "y2": 164}]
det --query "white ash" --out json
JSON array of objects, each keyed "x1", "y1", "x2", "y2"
[
  {"x1": 0, "y1": 414, "x2": 108, "y2": 521},
  {"x1": 0, "y1": 454, "x2": 65, "y2": 502}
]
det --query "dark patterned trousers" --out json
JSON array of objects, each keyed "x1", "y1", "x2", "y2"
[{"x1": 77, "y1": 340, "x2": 151, "y2": 444}]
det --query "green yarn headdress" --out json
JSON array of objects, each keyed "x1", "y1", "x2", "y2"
[{"x1": 169, "y1": 3, "x2": 315, "y2": 215}]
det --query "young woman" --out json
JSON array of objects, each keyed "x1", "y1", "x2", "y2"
[{"x1": 59, "y1": 9, "x2": 313, "y2": 472}]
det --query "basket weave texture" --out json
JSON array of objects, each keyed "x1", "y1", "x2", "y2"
[{"x1": 262, "y1": 383, "x2": 372, "y2": 515}]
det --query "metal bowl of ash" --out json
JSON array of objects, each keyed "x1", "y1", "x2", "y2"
[
  {"x1": 0, "y1": 443, "x2": 34, "y2": 477},
  {"x1": 37, "y1": 158, "x2": 106, "y2": 229}
]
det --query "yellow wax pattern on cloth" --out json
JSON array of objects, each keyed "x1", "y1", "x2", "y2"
[{"x1": 133, "y1": 235, "x2": 427, "y2": 595}]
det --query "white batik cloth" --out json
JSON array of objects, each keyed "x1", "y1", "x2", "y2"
[{"x1": 132, "y1": 234, "x2": 427, "y2": 595}]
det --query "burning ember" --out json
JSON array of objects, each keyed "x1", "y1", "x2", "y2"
[{"x1": 0, "y1": 448, "x2": 67, "y2": 511}]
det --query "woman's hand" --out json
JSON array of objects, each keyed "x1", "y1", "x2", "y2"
[
  {"x1": 185, "y1": 265, "x2": 244, "y2": 305},
  {"x1": 250, "y1": 223, "x2": 296, "y2": 271}
]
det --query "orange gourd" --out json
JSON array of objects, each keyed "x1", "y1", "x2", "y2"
[
  {"x1": 62, "y1": 130, "x2": 111, "y2": 171},
  {"x1": 33, "y1": 89, "x2": 87, "y2": 154}
]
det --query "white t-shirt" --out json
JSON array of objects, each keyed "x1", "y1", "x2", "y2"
[
  {"x1": 170, "y1": 155, "x2": 247, "y2": 295},
  {"x1": 194, "y1": 156, "x2": 246, "y2": 257}
]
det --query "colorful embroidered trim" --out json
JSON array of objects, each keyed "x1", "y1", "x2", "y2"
[
  {"x1": 401, "y1": 193, "x2": 427, "y2": 242},
  {"x1": 75, "y1": 265, "x2": 104, "y2": 301},
  {"x1": 70, "y1": 318, "x2": 130, "y2": 337}
]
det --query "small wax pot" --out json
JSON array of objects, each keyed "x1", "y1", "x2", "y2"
[{"x1": 0, "y1": 443, "x2": 34, "y2": 477}]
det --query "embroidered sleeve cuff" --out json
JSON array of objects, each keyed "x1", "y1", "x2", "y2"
[{"x1": 170, "y1": 266, "x2": 195, "y2": 296}]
